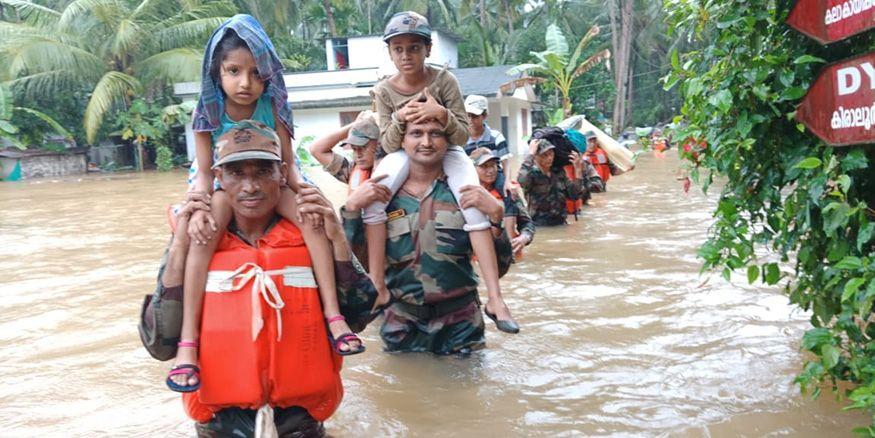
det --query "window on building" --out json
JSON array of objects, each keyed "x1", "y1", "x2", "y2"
[
  {"x1": 332, "y1": 38, "x2": 349, "y2": 70},
  {"x1": 339, "y1": 111, "x2": 360, "y2": 126}
]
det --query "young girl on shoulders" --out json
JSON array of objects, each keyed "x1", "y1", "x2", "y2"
[{"x1": 166, "y1": 14, "x2": 363, "y2": 393}]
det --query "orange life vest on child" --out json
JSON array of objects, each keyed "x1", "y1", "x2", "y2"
[
  {"x1": 586, "y1": 147, "x2": 611, "y2": 182},
  {"x1": 347, "y1": 165, "x2": 371, "y2": 193},
  {"x1": 183, "y1": 219, "x2": 343, "y2": 422},
  {"x1": 562, "y1": 165, "x2": 583, "y2": 215}
]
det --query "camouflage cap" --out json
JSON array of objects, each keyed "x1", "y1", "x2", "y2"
[
  {"x1": 212, "y1": 120, "x2": 282, "y2": 169},
  {"x1": 344, "y1": 116, "x2": 379, "y2": 147},
  {"x1": 533, "y1": 138, "x2": 556, "y2": 155},
  {"x1": 470, "y1": 147, "x2": 499, "y2": 166},
  {"x1": 383, "y1": 11, "x2": 432, "y2": 43}
]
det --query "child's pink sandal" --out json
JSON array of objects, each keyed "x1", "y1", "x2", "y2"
[
  {"x1": 166, "y1": 340, "x2": 201, "y2": 392},
  {"x1": 326, "y1": 315, "x2": 366, "y2": 356}
]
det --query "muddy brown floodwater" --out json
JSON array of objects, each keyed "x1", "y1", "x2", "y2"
[{"x1": 0, "y1": 152, "x2": 867, "y2": 437}]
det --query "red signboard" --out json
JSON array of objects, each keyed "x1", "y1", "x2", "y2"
[
  {"x1": 797, "y1": 50, "x2": 875, "y2": 146},
  {"x1": 787, "y1": 0, "x2": 875, "y2": 44}
]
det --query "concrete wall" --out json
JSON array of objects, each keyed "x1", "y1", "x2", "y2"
[{"x1": 18, "y1": 151, "x2": 87, "y2": 179}]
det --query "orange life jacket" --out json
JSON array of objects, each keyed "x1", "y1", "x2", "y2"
[
  {"x1": 653, "y1": 138, "x2": 668, "y2": 152},
  {"x1": 586, "y1": 148, "x2": 611, "y2": 182},
  {"x1": 183, "y1": 219, "x2": 343, "y2": 422},
  {"x1": 347, "y1": 165, "x2": 371, "y2": 193},
  {"x1": 562, "y1": 165, "x2": 583, "y2": 215}
]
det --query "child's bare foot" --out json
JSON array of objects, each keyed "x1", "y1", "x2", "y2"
[
  {"x1": 166, "y1": 341, "x2": 200, "y2": 392},
  {"x1": 326, "y1": 315, "x2": 365, "y2": 355}
]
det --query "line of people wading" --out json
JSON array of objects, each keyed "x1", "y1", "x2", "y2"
[{"x1": 138, "y1": 11, "x2": 621, "y2": 437}]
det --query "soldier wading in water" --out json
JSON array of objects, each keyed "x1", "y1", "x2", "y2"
[{"x1": 344, "y1": 117, "x2": 517, "y2": 354}]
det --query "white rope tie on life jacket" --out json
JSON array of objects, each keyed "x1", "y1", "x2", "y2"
[
  {"x1": 254, "y1": 404, "x2": 278, "y2": 438},
  {"x1": 226, "y1": 262, "x2": 286, "y2": 342}
]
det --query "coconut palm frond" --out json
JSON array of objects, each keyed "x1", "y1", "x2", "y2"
[
  {"x1": 3, "y1": 0, "x2": 62, "y2": 29},
  {"x1": 159, "y1": 1, "x2": 235, "y2": 27},
  {"x1": 130, "y1": 0, "x2": 173, "y2": 21},
  {"x1": 571, "y1": 49, "x2": 611, "y2": 79},
  {"x1": 58, "y1": 0, "x2": 125, "y2": 32},
  {"x1": 136, "y1": 48, "x2": 202, "y2": 83},
  {"x1": 83, "y1": 71, "x2": 141, "y2": 143},
  {"x1": 155, "y1": 17, "x2": 230, "y2": 51},
  {"x1": 5, "y1": 70, "x2": 84, "y2": 100},
  {"x1": 6, "y1": 36, "x2": 104, "y2": 82},
  {"x1": 111, "y1": 18, "x2": 145, "y2": 58},
  {"x1": 13, "y1": 107, "x2": 73, "y2": 138},
  {"x1": 567, "y1": 25, "x2": 600, "y2": 74}
]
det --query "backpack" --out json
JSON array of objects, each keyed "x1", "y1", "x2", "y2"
[{"x1": 531, "y1": 126, "x2": 575, "y2": 172}]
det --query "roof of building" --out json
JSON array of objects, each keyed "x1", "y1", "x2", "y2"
[{"x1": 453, "y1": 65, "x2": 523, "y2": 97}]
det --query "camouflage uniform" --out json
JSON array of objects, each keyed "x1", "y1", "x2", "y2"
[
  {"x1": 517, "y1": 155, "x2": 586, "y2": 226},
  {"x1": 505, "y1": 191, "x2": 536, "y2": 245},
  {"x1": 343, "y1": 177, "x2": 512, "y2": 354}
]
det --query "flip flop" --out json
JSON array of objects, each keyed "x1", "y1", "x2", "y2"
[
  {"x1": 326, "y1": 315, "x2": 366, "y2": 356},
  {"x1": 166, "y1": 364, "x2": 201, "y2": 392}
]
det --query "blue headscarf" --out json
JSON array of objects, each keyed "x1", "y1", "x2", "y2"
[
  {"x1": 564, "y1": 128, "x2": 587, "y2": 153},
  {"x1": 192, "y1": 15, "x2": 294, "y2": 138}
]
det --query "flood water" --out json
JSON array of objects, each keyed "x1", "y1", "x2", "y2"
[{"x1": 0, "y1": 152, "x2": 867, "y2": 437}]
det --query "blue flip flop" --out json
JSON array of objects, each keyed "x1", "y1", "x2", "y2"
[{"x1": 166, "y1": 364, "x2": 201, "y2": 392}]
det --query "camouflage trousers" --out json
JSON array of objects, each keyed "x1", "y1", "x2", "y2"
[{"x1": 380, "y1": 292, "x2": 485, "y2": 355}]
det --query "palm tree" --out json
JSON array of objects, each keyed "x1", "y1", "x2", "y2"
[
  {"x1": 0, "y1": 0, "x2": 235, "y2": 144},
  {"x1": 508, "y1": 23, "x2": 611, "y2": 118}
]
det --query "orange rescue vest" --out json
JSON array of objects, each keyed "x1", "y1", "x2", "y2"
[
  {"x1": 586, "y1": 148, "x2": 611, "y2": 182},
  {"x1": 183, "y1": 219, "x2": 343, "y2": 422},
  {"x1": 562, "y1": 165, "x2": 583, "y2": 215},
  {"x1": 348, "y1": 165, "x2": 371, "y2": 193}
]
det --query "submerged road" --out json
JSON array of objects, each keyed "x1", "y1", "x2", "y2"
[{"x1": 0, "y1": 152, "x2": 866, "y2": 436}]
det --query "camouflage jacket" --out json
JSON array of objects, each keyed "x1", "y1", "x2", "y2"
[
  {"x1": 343, "y1": 177, "x2": 512, "y2": 306},
  {"x1": 517, "y1": 155, "x2": 586, "y2": 226},
  {"x1": 508, "y1": 194, "x2": 536, "y2": 242},
  {"x1": 323, "y1": 153, "x2": 353, "y2": 184}
]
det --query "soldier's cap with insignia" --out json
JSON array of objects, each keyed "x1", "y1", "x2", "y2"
[
  {"x1": 470, "y1": 147, "x2": 500, "y2": 166},
  {"x1": 383, "y1": 11, "x2": 432, "y2": 43},
  {"x1": 534, "y1": 138, "x2": 556, "y2": 155},
  {"x1": 343, "y1": 116, "x2": 380, "y2": 147},
  {"x1": 212, "y1": 120, "x2": 282, "y2": 169}
]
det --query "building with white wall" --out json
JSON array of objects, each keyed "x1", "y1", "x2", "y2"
[{"x1": 174, "y1": 30, "x2": 539, "y2": 160}]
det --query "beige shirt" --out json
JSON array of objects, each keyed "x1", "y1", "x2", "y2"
[{"x1": 370, "y1": 65, "x2": 469, "y2": 153}]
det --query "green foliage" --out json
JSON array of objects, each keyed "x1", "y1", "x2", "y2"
[
  {"x1": 665, "y1": 0, "x2": 875, "y2": 429},
  {"x1": 156, "y1": 144, "x2": 174, "y2": 171},
  {"x1": 0, "y1": 82, "x2": 71, "y2": 149},
  {"x1": 508, "y1": 23, "x2": 610, "y2": 118},
  {"x1": 0, "y1": 0, "x2": 234, "y2": 143}
]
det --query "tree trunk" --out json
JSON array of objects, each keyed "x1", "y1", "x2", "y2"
[
  {"x1": 609, "y1": 0, "x2": 633, "y2": 135},
  {"x1": 502, "y1": 0, "x2": 513, "y2": 34},
  {"x1": 625, "y1": 63, "x2": 634, "y2": 126},
  {"x1": 322, "y1": 0, "x2": 337, "y2": 38},
  {"x1": 480, "y1": 0, "x2": 487, "y2": 28}
]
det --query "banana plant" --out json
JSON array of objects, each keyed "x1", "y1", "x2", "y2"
[{"x1": 507, "y1": 23, "x2": 611, "y2": 118}]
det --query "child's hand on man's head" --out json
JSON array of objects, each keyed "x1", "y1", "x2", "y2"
[{"x1": 404, "y1": 88, "x2": 448, "y2": 125}]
